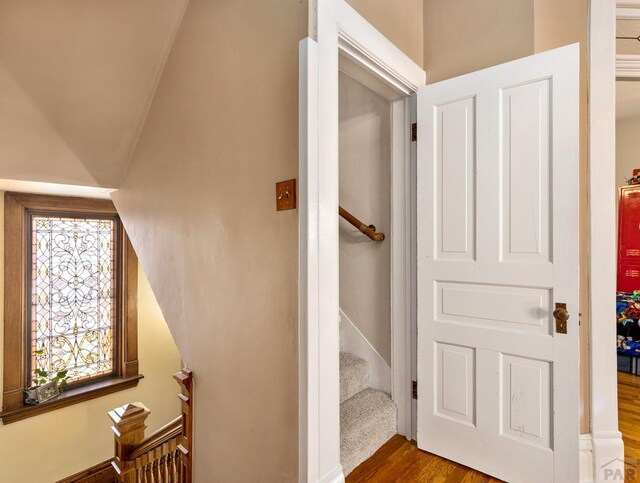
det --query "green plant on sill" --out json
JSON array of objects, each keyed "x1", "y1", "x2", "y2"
[{"x1": 33, "y1": 349, "x2": 69, "y2": 391}]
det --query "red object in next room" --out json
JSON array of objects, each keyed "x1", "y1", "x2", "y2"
[{"x1": 618, "y1": 185, "x2": 640, "y2": 293}]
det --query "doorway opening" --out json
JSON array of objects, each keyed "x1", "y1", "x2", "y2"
[
  {"x1": 337, "y1": 66, "x2": 400, "y2": 476},
  {"x1": 615, "y1": 76, "x2": 640, "y2": 470},
  {"x1": 297, "y1": 3, "x2": 424, "y2": 479}
]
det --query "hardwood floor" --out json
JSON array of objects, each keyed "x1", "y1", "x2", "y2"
[
  {"x1": 346, "y1": 435, "x2": 501, "y2": 482},
  {"x1": 619, "y1": 371, "x2": 640, "y2": 481},
  {"x1": 346, "y1": 373, "x2": 640, "y2": 482}
]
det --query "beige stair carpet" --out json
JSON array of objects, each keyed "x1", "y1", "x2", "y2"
[
  {"x1": 340, "y1": 352, "x2": 369, "y2": 403},
  {"x1": 339, "y1": 351, "x2": 397, "y2": 476}
]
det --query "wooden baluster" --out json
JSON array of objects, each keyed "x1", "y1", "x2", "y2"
[
  {"x1": 166, "y1": 451, "x2": 171, "y2": 483},
  {"x1": 137, "y1": 460, "x2": 143, "y2": 483},
  {"x1": 157, "y1": 453, "x2": 163, "y2": 483},
  {"x1": 173, "y1": 369, "x2": 192, "y2": 483},
  {"x1": 134, "y1": 459, "x2": 142, "y2": 483},
  {"x1": 154, "y1": 447, "x2": 161, "y2": 482},
  {"x1": 171, "y1": 442, "x2": 179, "y2": 483},
  {"x1": 109, "y1": 402, "x2": 151, "y2": 483},
  {"x1": 149, "y1": 452, "x2": 155, "y2": 483},
  {"x1": 162, "y1": 442, "x2": 170, "y2": 482},
  {"x1": 145, "y1": 454, "x2": 152, "y2": 483},
  {"x1": 147, "y1": 455, "x2": 152, "y2": 483},
  {"x1": 173, "y1": 449, "x2": 180, "y2": 483},
  {"x1": 141, "y1": 454, "x2": 149, "y2": 483}
]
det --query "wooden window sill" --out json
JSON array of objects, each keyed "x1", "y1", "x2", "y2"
[{"x1": 0, "y1": 374, "x2": 144, "y2": 424}]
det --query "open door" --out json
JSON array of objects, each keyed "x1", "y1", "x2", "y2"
[{"x1": 416, "y1": 44, "x2": 580, "y2": 483}]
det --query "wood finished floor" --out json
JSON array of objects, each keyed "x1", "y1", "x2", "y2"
[
  {"x1": 346, "y1": 372, "x2": 640, "y2": 482},
  {"x1": 346, "y1": 435, "x2": 501, "y2": 482},
  {"x1": 619, "y1": 370, "x2": 640, "y2": 481}
]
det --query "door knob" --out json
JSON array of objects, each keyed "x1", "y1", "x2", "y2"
[{"x1": 553, "y1": 303, "x2": 569, "y2": 334}]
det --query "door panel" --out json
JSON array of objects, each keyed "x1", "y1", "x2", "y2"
[
  {"x1": 435, "y1": 343, "x2": 475, "y2": 426},
  {"x1": 417, "y1": 44, "x2": 579, "y2": 483},
  {"x1": 436, "y1": 97, "x2": 476, "y2": 260},
  {"x1": 501, "y1": 79, "x2": 551, "y2": 261}
]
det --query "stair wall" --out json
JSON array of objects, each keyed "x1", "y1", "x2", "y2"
[{"x1": 110, "y1": 1, "x2": 307, "y2": 480}]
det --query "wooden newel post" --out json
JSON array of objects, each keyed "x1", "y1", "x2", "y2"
[
  {"x1": 174, "y1": 368, "x2": 193, "y2": 483},
  {"x1": 109, "y1": 402, "x2": 151, "y2": 483}
]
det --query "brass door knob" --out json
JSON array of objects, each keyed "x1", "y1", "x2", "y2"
[
  {"x1": 554, "y1": 303, "x2": 569, "y2": 334},
  {"x1": 553, "y1": 306, "x2": 570, "y2": 322}
]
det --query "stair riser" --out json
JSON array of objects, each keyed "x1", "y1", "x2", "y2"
[
  {"x1": 340, "y1": 387, "x2": 398, "y2": 476},
  {"x1": 340, "y1": 353, "x2": 369, "y2": 403}
]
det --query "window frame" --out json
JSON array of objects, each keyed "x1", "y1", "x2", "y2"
[{"x1": 1, "y1": 192, "x2": 142, "y2": 424}]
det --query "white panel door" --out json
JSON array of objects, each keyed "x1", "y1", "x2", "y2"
[{"x1": 416, "y1": 44, "x2": 579, "y2": 483}]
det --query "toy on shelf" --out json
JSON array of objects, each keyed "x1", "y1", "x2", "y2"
[{"x1": 627, "y1": 168, "x2": 640, "y2": 185}]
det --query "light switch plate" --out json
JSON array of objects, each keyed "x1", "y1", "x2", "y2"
[{"x1": 276, "y1": 179, "x2": 296, "y2": 211}]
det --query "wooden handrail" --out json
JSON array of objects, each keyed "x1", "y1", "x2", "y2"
[
  {"x1": 339, "y1": 206, "x2": 385, "y2": 241},
  {"x1": 129, "y1": 415, "x2": 183, "y2": 460}
]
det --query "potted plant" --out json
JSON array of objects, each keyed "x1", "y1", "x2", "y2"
[{"x1": 24, "y1": 349, "x2": 69, "y2": 405}]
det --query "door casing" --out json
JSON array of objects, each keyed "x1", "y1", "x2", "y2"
[{"x1": 298, "y1": 1, "x2": 425, "y2": 481}]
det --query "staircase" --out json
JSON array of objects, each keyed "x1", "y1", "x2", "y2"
[{"x1": 340, "y1": 352, "x2": 397, "y2": 476}]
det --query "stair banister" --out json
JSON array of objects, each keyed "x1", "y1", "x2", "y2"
[
  {"x1": 109, "y1": 402, "x2": 151, "y2": 483},
  {"x1": 109, "y1": 368, "x2": 193, "y2": 483},
  {"x1": 129, "y1": 415, "x2": 183, "y2": 460}
]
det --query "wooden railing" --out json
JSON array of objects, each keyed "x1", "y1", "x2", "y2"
[
  {"x1": 339, "y1": 206, "x2": 385, "y2": 241},
  {"x1": 109, "y1": 369, "x2": 193, "y2": 483}
]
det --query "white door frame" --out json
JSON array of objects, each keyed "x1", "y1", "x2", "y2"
[
  {"x1": 298, "y1": 1, "x2": 425, "y2": 481},
  {"x1": 587, "y1": 0, "x2": 625, "y2": 481}
]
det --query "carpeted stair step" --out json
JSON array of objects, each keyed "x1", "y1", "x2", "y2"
[
  {"x1": 340, "y1": 352, "x2": 369, "y2": 404},
  {"x1": 340, "y1": 388, "x2": 397, "y2": 476}
]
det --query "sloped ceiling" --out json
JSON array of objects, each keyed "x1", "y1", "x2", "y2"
[{"x1": 0, "y1": 0, "x2": 188, "y2": 188}]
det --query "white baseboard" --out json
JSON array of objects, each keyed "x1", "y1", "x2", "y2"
[
  {"x1": 319, "y1": 465, "x2": 345, "y2": 483},
  {"x1": 339, "y1": 309, "x2": 391, "y2": 394},
  {"x1": 580, "y1": 433, "x2": 594, "y2": 482},
  {"x1": 591, "y1": 431, "x2": 625, "y2": 482}
]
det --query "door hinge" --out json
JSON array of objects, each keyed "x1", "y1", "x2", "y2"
[
  {"x1": 412, "y1": 380, "x2": 417, "y2": 400},
  {"x1": 411, "y1": 122, "x2": 417, "y2": 142}
]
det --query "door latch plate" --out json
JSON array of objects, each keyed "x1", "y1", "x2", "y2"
[{"x1": 553, "y1": 302, "x2": 569, "y2": 334}]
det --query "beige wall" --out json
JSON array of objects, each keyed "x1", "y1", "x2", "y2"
[
  {"x1": 0, "y1": 194, "x2": 181, "y2": 482},
  {"x1": 423, "y1": 0, "x2": 534, "y2": 82},
  {"x1": 534, "y1": 0, "x2": 590, "y2": 433},
  {"x1": 111, "y1": 1, "x2": 307, "y2": 480},
  {"x1": 346, "y1": 0, "x2": 424, "y2": 67},
  {"x1": 617, "y1": 116, "x2": 640, "y2": 188},
  {"x1": 339, "y1": 73, "x2": 391, "y2": 364}
]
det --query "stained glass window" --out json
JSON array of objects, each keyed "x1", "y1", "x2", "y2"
[{"x1": 29, "y1": 214, "x2": 118, "y2": 386}]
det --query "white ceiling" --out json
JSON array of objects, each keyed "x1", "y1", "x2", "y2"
[{"x1": 0, "y1": 0, "x2": 188, "y2": 189}]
